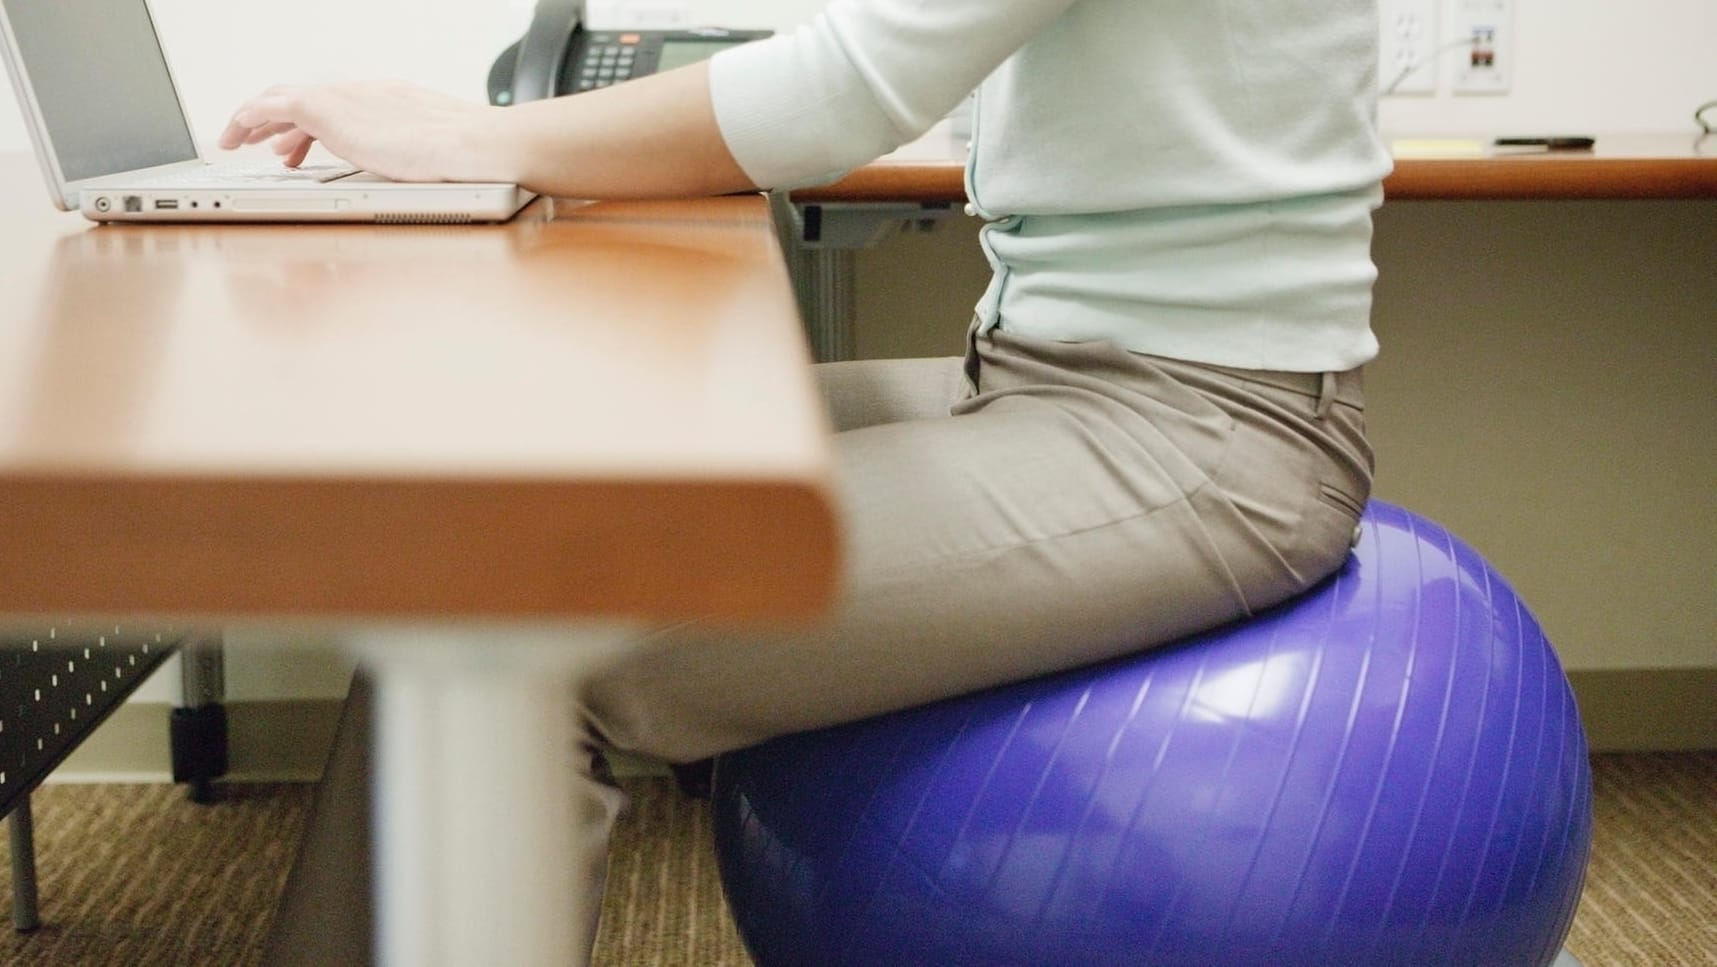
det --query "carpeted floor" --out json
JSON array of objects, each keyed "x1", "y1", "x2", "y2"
[{"x1": 0, "y1": 752, "x2": 1710, "y2": 966}]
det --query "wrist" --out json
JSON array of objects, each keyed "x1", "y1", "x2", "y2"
[{"x1": 477, "y1": 104, "x2": 536, "y2": 186}]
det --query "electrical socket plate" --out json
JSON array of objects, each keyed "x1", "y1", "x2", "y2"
[
  {"x1": 1378, "y1": 0, "x2": 1438, "y2": 95},
  {"x1": 1448, "y1": 0, "x2": 1513, "y2": 95}
]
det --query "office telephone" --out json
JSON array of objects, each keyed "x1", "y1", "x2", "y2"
[{"x1": 487, "y1": 0, "x2": 771, "y2": 105}]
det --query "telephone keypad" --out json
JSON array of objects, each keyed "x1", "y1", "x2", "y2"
[{"x1": 576, "y1": 42, "x2": 639, "y2": 91}]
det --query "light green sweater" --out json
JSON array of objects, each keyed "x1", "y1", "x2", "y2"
[{"x1": 710, "y1": 0, "x2": 1393, "y2": 372}]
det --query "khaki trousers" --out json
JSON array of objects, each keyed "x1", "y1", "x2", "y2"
[
  {"x1": 581, "y1": 326, "x2": 1371, "y2": 763},
  {"x1": 261, "y1": 326, "x2": 1371, "y2": 964}
]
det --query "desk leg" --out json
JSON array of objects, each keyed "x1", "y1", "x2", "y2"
[
  {"x1": 351, "y1": 625, "x2": 634, "y2": 967},
  {"x1": 171, "y1": 634, "x2": 228, "y2": 804},
  {"x1": 9, "y1": 797, "x2": 39, "y2": 932},
  {"x1": 795, "y1": 247, "x2": 858, "y2": 364}
]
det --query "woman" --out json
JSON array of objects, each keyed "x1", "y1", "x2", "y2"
[{"x1": 229, "y1": 0, "x2": 1386, "y2": 958}]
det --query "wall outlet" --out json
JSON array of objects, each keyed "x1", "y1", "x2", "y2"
[
  {"x1": 1379, "y1": 0, "x2": 1439, "y2": 95},
  {"x1": 1448, "y1": 0, "x2": 1513, "y2": 94}
]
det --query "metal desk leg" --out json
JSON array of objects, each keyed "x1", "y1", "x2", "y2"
[
  {"x1": 794, "y1": 247, "x2": 858, "y2": 364},
  {"x1": 8, "y1": 796, "x2": 38, "y2": 932},
  {"x1": 172, "y1": 634, "x2": 229, "y2": 804},
  {"x1": 352, "y1": 624, "x2": 634, "y2": 967}
]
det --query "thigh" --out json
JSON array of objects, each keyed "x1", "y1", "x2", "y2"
[
  {"x1": 582, "y1": 337, "x2": 1368, "y2": 763},
  {"x1": 815, "y1": 355, "x2": 967, "y2": 432}
]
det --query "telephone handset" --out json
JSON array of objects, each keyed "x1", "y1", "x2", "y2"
[{"x1": 487, "y1": 0, "x2": 772, "y2": 106}]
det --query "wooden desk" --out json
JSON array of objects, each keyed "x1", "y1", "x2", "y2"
[
  {"x1": 793, "y1": 129, "x2": 1717, "y2": 204},
  {"x1": 780, "y1": 129, "x2": 1717, "y2": 361},
  {"x1": 0, "y1": 155, "x2": 839, "y2": 965}
]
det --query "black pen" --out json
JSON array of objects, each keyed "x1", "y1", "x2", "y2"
[{"x1": 1494, "y1": 136, "x2": 1596, "y2": 150}]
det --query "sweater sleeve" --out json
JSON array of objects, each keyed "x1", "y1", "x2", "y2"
[{"x1": 708, "y1": 0, "x2": 1082, "y2": 190}]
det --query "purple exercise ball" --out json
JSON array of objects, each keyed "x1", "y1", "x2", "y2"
[{"x1": 712, "y1": 501, "x2": 1592, "y2": 966}]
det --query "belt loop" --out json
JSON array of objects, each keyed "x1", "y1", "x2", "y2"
[{"x1": 1316, "y1": 371, "x2": 1337, "y2": 419}]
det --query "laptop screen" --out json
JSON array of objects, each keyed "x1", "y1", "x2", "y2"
[{"x1": 2, "y1": 0, "x2": 196, "y2": 182}]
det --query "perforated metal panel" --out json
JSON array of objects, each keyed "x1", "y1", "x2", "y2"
[{"x1": 0, "y1": 624, "x2": 180, "y2": 815}]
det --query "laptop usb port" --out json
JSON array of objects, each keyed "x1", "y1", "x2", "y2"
[{"x1": 153, "y1": 198, "x2": 179, "y2": 210}]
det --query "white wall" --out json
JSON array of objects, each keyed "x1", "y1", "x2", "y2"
[{"x1": 5, "y1": 0, "x2": 1715, "y2": 157}]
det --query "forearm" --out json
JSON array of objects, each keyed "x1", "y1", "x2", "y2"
[{"x1": 493, "y1": 62, "x2": 756, "y2": 201}]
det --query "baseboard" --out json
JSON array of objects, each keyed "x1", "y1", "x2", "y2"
[
  {"x1": 590, "y1": 674, "x2": 1717, "y2": 761},
  {"x1": 42, "y1": 670, "x2": 1713, "y2": 785},
  {"x1": 1569, "y1": 667, "x2": 1717, "y2": 752}
]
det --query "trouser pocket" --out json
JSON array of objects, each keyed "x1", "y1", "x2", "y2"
[{"x1": 1319, "y1": 480, "x2": 1367, "y2": 519}]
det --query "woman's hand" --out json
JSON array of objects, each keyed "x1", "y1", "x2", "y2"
[{"x1": 218, "y1": 81, "x2": 521, "y2": 184}]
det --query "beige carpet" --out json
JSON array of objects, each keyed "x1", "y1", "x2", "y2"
[
  {"x1": 1565, "y1": 753, "x2": 1717, "y2": 966},
  {"x1": 0, "y1": 783, "x2": 311, "y2": 966},
  {"x1": 0, "y1": 752, "x2": 1709, "y2": 966}
]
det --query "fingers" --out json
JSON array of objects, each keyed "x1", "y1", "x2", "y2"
[
  {"x1": 216, "y1": 116, "x2": 316, "y2": 162},
  {"x1": 237, "y1": 121, "x2": 299, "y2": 146},
  {"x1": 215, "y1": 115, "x2": 252, "y2": 150},
  {"x1": 217, "y1": 88, "x2": 317, "y2": 150},
  {"x1": 276, "y1": 130, "x2": 316, "y2": 168},
  {"x1": 217, "y1": 114, "x2": 278, "y2": 151}
]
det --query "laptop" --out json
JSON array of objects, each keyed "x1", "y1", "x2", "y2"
[{"x1": 0, "y1": 0, "x2": 534, "y2": 223}]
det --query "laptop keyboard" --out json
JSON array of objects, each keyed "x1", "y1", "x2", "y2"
[{"x1": 142, "y1": 162, "x2": 362, "y2": 186}]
